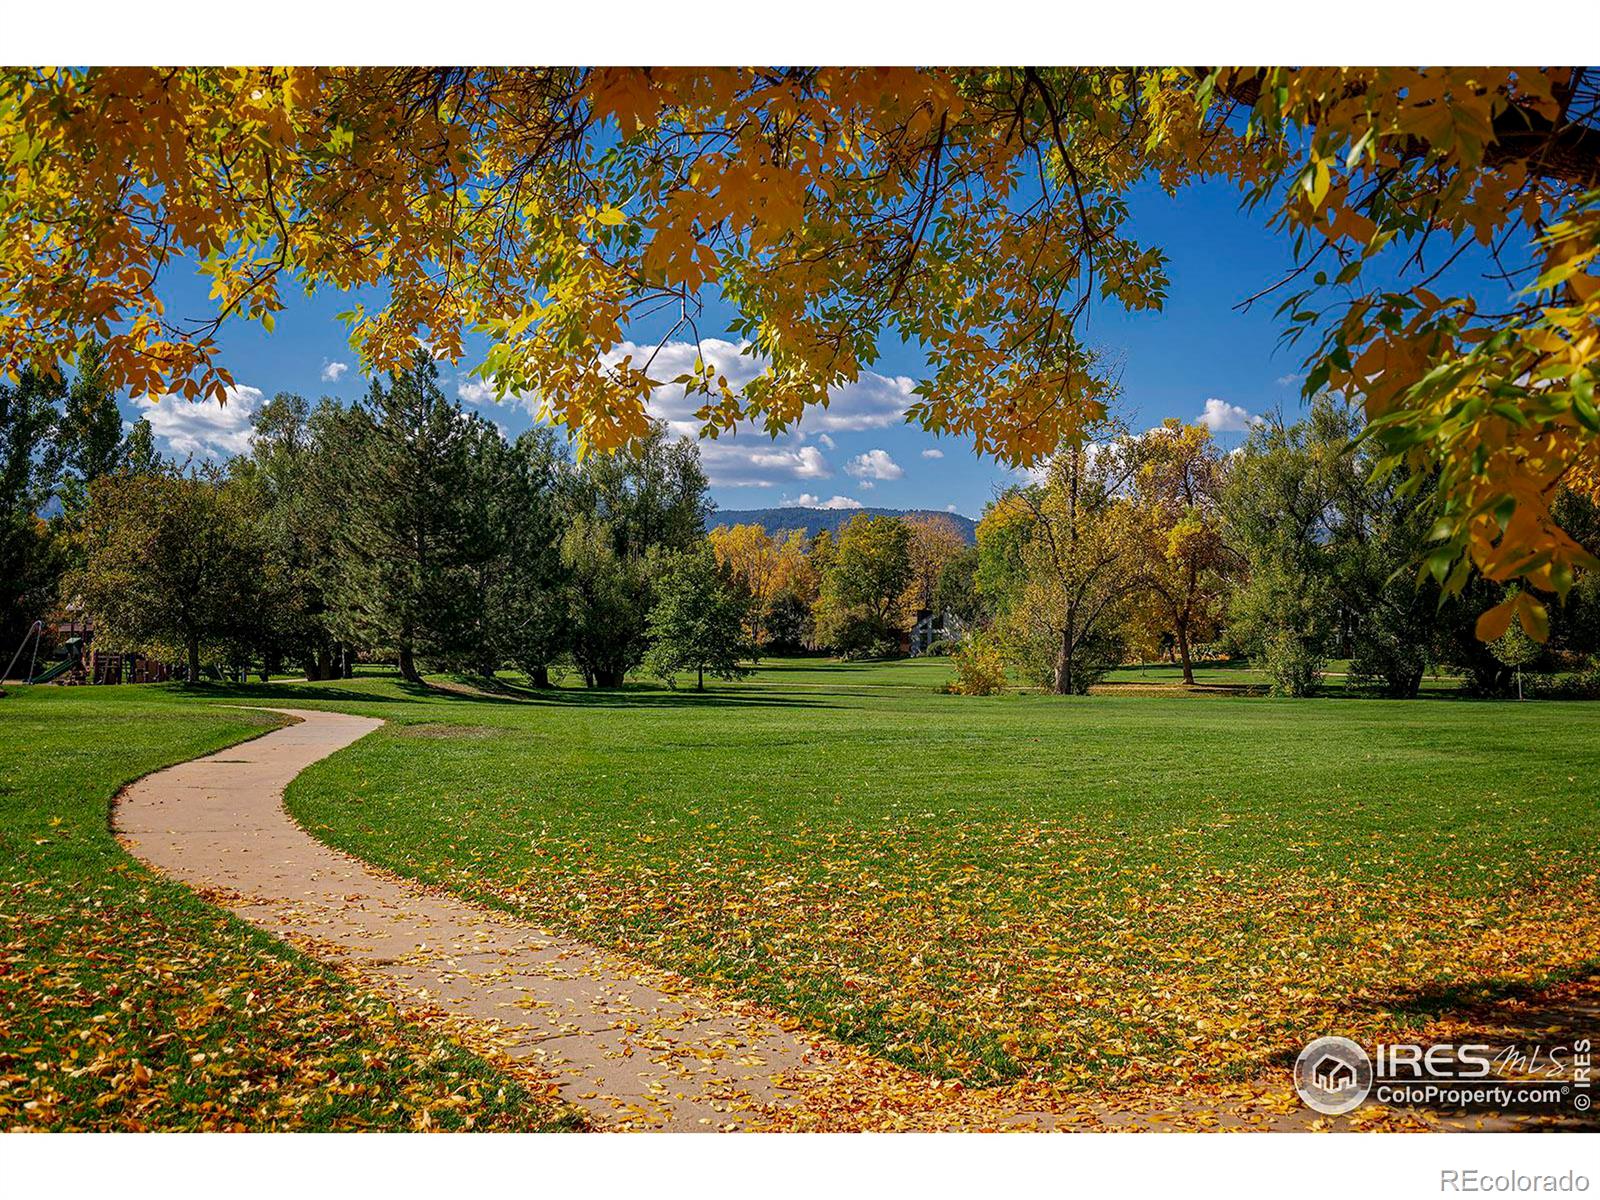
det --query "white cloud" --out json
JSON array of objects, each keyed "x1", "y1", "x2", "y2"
[
  {"x1": 859, "y1": 480, "x2": 874, "y2": 490},
  {"x1": 1197, "y1": 398, "x2": 1262, "y2": 434},
  {"x1": 1276, "y1": 372, "x2": 1306, "y2": 387},
  {"x1": 699, "y1": 441, "x2": 830, "y2": 486},
  {"x1": 134, "y1": 386, "x2": 263, "y2": 459},
  {"x1": 946, "y1": 504, "x2": 958, "y2": 512},
  {"x1": 458, "y1": 376, "x2": 542, "y2": 415},
  {"x1": 845, "y1": 448, "x2": 903, "y2": 481},
  {"x1": 921, "y1": 448, "x2": 944, "y2": 459},
  {"x1": 320, "y1": 360, "x2": 350, "y2": 383},
  {"x1": 783, "y1": 493, "x2": 863, "y2": 510},
  {"x1": 605, "y1": 335, "x2": 912, "y2": 437},
  {"x1": 454, "y1": 337, "x2": 917, "y2": 490}
]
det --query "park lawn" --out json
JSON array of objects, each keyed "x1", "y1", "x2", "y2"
[
  {"x1": 1100, "y1": 658, "x2": 1467, "y2": 693},
  {"x1": 0, "y1": 686, "x2": 579, "y2": 1131},
  {"x1": 226, "y1": 657, "x2": 1600, "y2": 1099}
]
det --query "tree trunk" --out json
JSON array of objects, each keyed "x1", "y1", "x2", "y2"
[
  {"x1": 1176, "y1": 620, "x2": 1195, "y2": 686},
  {"x1": 697, "y1": 663, "x2": 704, "y2": 691},
  {"x1": 595, "y1": 666, "x2": 624, "y2": 688},
  {"x1": 186, "y1": 634, "x2": 200, "y2": 684},
  {"x1": 1052, "y1": 630, "x2": 1072, "y2": 695},
  {"x1": 398, "y1": 645, "x2": 419, "y2": 682},
  {"x1": 341, "y1": 644, "x2": 354, "y2": 679},
  {"x1": 529, "y1": 664, "x2": 552, "y2": 689}
]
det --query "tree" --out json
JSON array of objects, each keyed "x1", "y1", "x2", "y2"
[
  {"x1": 69, "y1": 467, "x2": 264, "y2": 682},
  {"x1": 815, "y1": 514, "x2": 913, "y2": 656},
  {"x1": 1, "y1": 368, "x2": 64, "y2": 654},
  {"x1": 479, "y1": 428, "x2": 568, "y2": 687},
  {"x1": 559, "y1": 515, "x2": 658, "y2": 688},
  {"x1": 978, "y1": 435, "x2": 1143, "y2": 694},
  {"x1": 233, "y1": 393, "x2": 349, "y2": 679},
  {"x1": 707, "y1": 522, "x2": 781, "y2": 646},
  {"x1": 1223, "y1": 403, "x2": 1352, "y2": 697},
  {"x1": 1327, "y1": 441, "x2": 1447, "y2": 699},
  {"x1": 328, "y1": 354, "x2": 483, "y2": 681},
  {"x1": 642, "y1": 546, "x2": 754, "y2": 690},
  {"x1": 560, "y1": 422, "x2": 711, "y2": 686},
  {"x1": 1491, "y1": 591, "x2": 1544, "y2": 700},
  {"x1": 933, "y1": 545, "x2": 984, "y2": 625},
  {"x1": 4, "y1": 67, "x2": 1595, "y2": 627},
  {"x1": 1128, "y1": 421, "x2": 1238, "y2": 685},
  {"x1": 53, "y1": 340, "x2": 126, "y2": 514},
  {"x1": 900, "y1": 513, "x2": 968, "y2": 620}
]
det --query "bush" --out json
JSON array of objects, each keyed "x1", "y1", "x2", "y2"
[
  {"x1": 1345, "y1": 639, "x2": 1428, "y2": 698},
  {"x1": 1259, "y1": 631, "x2": 1325, "y2": 697},
  {"x1": 1523, "y1": 663, "x2": 1600, "y2": 700},
  {"x1": 944, "y1": 635, "x2": 1008, "y2": 695}
]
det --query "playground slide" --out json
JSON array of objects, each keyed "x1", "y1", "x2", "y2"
[{"x1": 29, "y1": 658, "x2": 74, "y2": 684}]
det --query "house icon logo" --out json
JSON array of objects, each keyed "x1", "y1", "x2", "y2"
[{"x1": 1294, "y1": 1036, "x2": 1373, "y2": 1115}]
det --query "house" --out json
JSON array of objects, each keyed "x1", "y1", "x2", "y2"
[{"x1": 909, "y1": 609, "x2": 967, "y2": 656}]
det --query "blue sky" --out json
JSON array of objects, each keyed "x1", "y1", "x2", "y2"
[{"x1": 125, "y1": 175, "x2": 1502, "y2": 520}]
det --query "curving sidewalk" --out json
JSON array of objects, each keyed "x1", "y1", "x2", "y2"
[{"x1": 114, "y1": 707, "x2": 854, "y2": 1131}]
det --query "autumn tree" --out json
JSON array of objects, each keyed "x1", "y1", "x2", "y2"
[
  {"x1": 708, "y1": 522, "x2": 781, "y2": 645},
  {"x1": 979, "y1": 434, "x2": 1143, "y2": 694},
  {"x1": 1128, "y1": 421, "x2": 1238, "y2": 685},
  {"x1": 900, "y1": 513, "x2": 969, "y2": 620},
  {"x1": 69, "y1": 467, "x2": 265, "y2": 682},
  {"x1": 815, "y1": 514, "x2": 913, "y2": 656},
  {"x1": 7, "y1": 67, "x2": 1595, "y2": 634},
  {"x1": 642, "y1": 545, "x2": 754, "y2": 690}
]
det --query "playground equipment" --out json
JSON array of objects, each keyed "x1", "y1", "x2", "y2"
[
  {"x1": 29, "y1": 643, "x2": 81, "y2": 684},
  {"x1": 1, "y1": 623, "x2": 85, "y2": 690},
  {"x1": 2, "y1": 620, "x2": 43, "y2": 686}
]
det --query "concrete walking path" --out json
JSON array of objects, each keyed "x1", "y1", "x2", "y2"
[{"x1": 114, "y1": 707, "x2": 851, "y2": 1131}]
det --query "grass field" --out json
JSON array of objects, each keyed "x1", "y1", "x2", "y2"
[
  {"x1": 0, "y1": 687, "x2": 576, "y2": 1131},
  {"x1": 136, "y1": 655, "x2": 1600, "y2": 1099},
  {"x1": 7, "y1": 660, "x2": 1596, "y2": 1118}
]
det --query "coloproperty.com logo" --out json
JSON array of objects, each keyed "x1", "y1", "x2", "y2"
[{"x1": 1293, "y1": 1035, "x2": 1593, "y2": 1117}]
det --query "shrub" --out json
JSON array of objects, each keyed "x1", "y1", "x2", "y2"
[
  {"x1": 1259, "y1": 631, "x2": 1325, "y2": 697},
  {"x1": 944, "y1": 635, "x2": 1008, "y2": 696},
  {"x1": 1523, "y1": 663, "x2": 1600, "y2": 700}
]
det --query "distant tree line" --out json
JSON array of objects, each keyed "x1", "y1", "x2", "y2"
[
  {"x1": 3, "y1": 351, "x2": 752, "y2": 690},
  {"x1": 5, "y1": 351, "x2": 1595, "y2": 698},
  {"x1": 964, "y1": 400, "x2": 1600, "y2": 698}
]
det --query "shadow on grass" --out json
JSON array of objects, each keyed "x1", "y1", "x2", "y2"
[
  {"x1": 451, "y1": 674, "x2": 829, "y2": 710},
  {"x1": 1344, "y1": 962, "x2": 1600, "y2": 1025},
  {"x1": 174, "y1": 672, "x2": 828, "y2": 711},
  {"x1": 1267, "y1": 965, "x2": 1600, "y2": 1129}
]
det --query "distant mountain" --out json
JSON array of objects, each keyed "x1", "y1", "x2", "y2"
[{"x1": 709, "y1": 505, "x2": 977, "y2": 544}]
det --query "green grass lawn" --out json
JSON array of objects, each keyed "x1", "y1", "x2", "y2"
[
  {"x1": 141, "y1": 656, "x2": 1600, "y2": 1098},
  {"x1": 0, "y1": 686, "x2": 577, "y2": 1131},
  {"x1": 1100, "y1": 657, "x2": 1467, "y2": 693}
]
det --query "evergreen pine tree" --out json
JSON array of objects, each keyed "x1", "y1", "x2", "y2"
[{"x1": 327, "y1": 353, "x2": 480, "y2": 681}]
